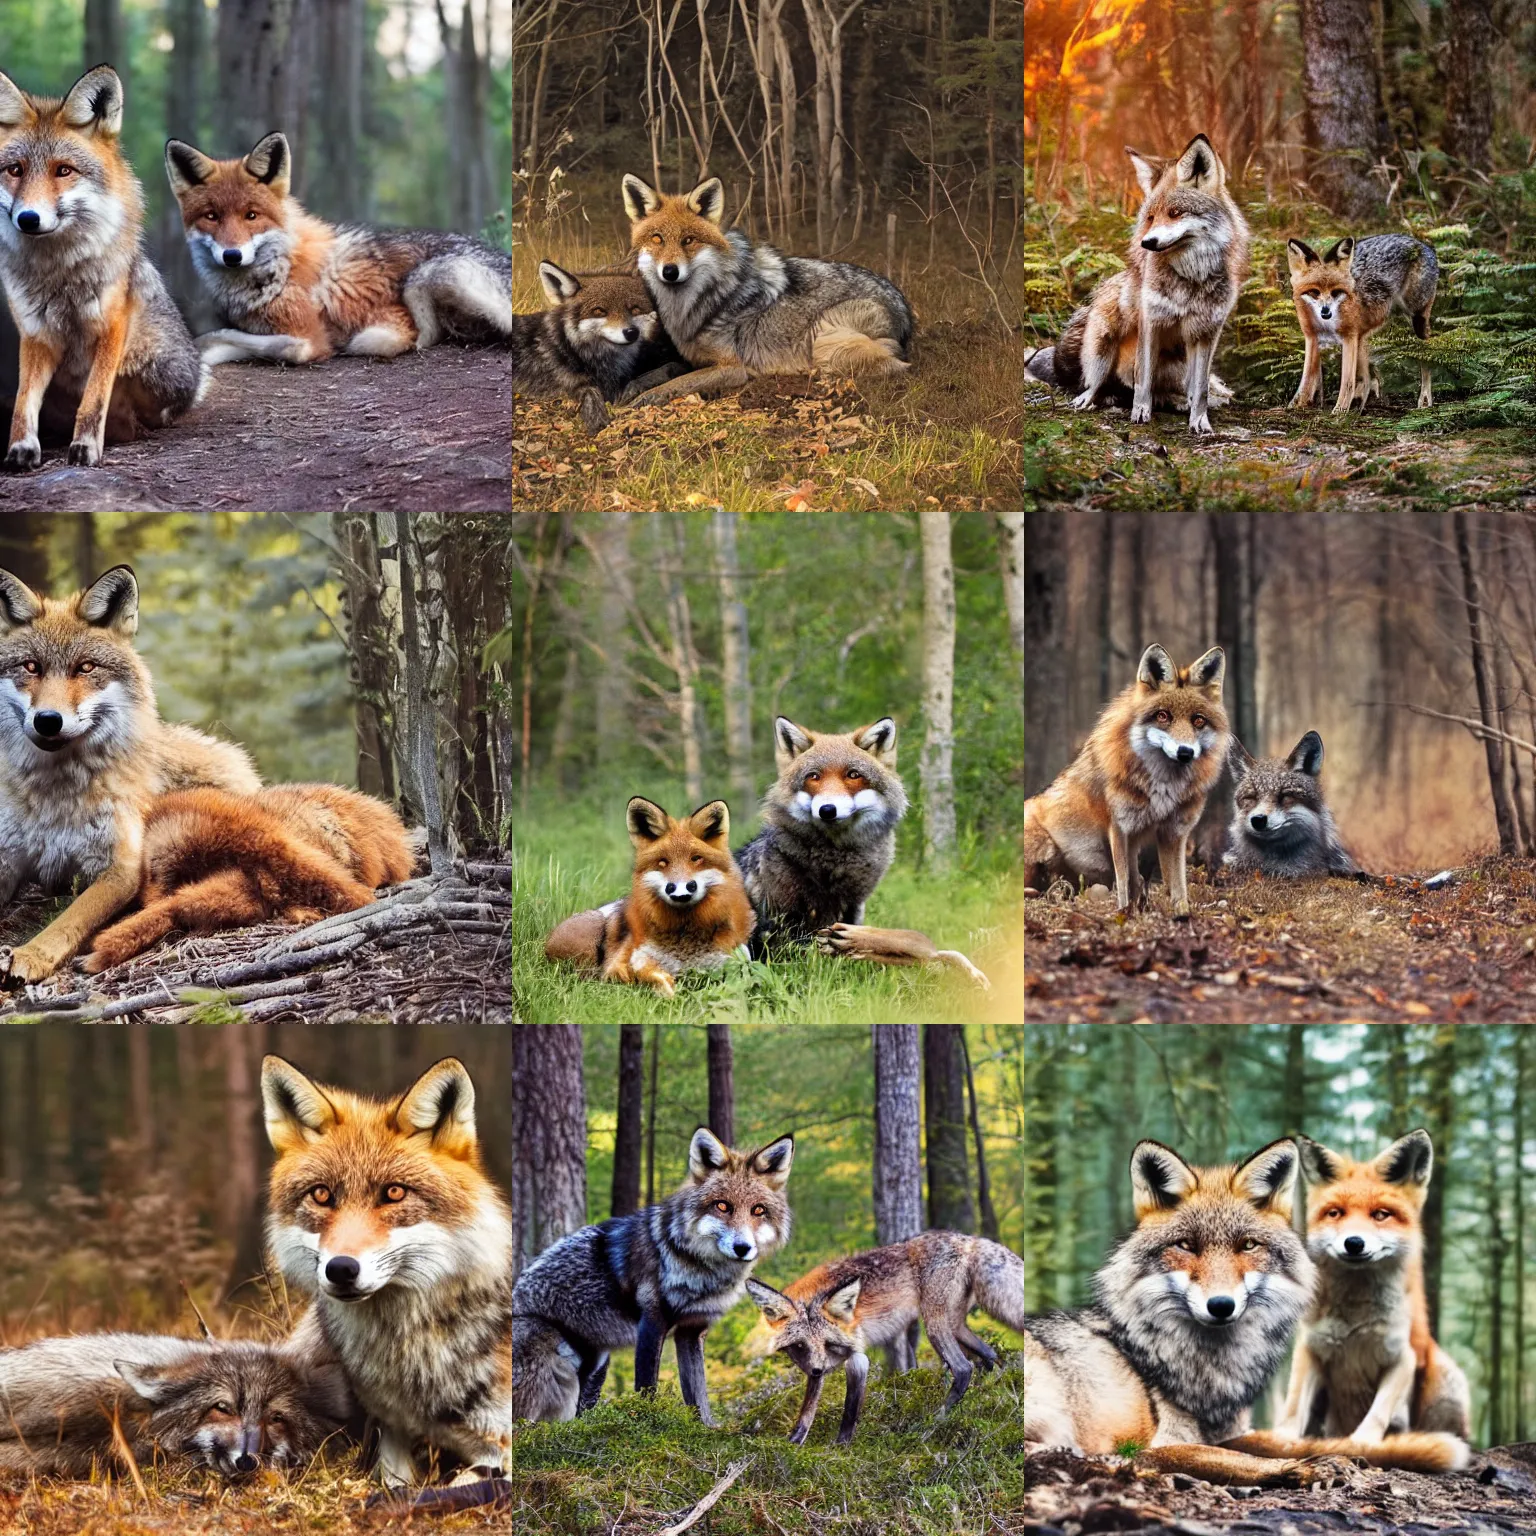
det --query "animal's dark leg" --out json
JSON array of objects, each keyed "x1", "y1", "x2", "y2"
[
  {"x1": 634, "y1": 1315, "x2": 665, "y2": 1394},
  {"x1": 958, "y1": 1324, "x2": 998, "y2": 1369},
  {"x1": 788, "y1": 1372, "x2": 825, "y2": 1444},
  {"x1": 927, "y1": 1324, "x2": 975, "y2": 1412},
  {"x1": 673, "y1": 1325, "x2": 717, "y2": 1426},
  {"x1": 575, "y1": 1350, "x2": 611, "y2": 1414},
  {"x1": 835, "y1": 1353, "x2": 870, "y2": 1445}
]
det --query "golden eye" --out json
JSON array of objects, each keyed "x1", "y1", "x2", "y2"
[
  {"x1": 751, "y1": 1204, "x2": 765, "y2": 1217},
  {"x1": 714, "y1": 1200, "x2": 731, "y2": 1214},
  {"x1": 651, "y1": 233, "x2": 662, "y2": 242},
  {"x1": 309, "y1": 1185, "x2": 332, "y2": 1206},
  {"x1": 22, "y1": 660, "x2": 38, "y2": 674},
  {"x1": 1173, "y1": 1239, "x2": 1196, "y2": 1253},
  {"x1": 1155, "y1": 710, "x2": 1171, "y2": 725},
  {"x1": 77, "y1": 660, "x2": 95, "y2": 674},
  {"x1": 383, "y1": 1184, "x2": 407, "y2": 1203}
]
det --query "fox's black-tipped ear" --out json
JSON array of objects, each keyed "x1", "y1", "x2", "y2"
[
  {"x1": 688, "y1": 1125, "x2": 731, "y2": 1180},
  {"x1": 261, "y1": 1055, "x2": 338, "y2": 1153},
  {"x1": 686, "y1": 177, "x2": 725, "y2": 225},
  {"x1": 1229, "y1": 737, "x2": 1256, "y2": 772},
  {"x1": 61, "y1": 64, "x2": 122, "y2": 136},
  {"x1": 0, "y1": 71, "x2": 31, "y2": 128},
  {"x1": 165, "y1": 139, "x2": 216, "y2": 196},
  {"x1": 822, "y1": 1277, "x2": 862, "y2": 1324},
  {"x1": 1188, "y1": 645, "x2": 1225, "y2": 694},
  {"x1": 749, "y1": 1134, "x2": 795, "y2": 1188},
  {"x1": 1233, "y1": 1138, "x2": 1300, "y2": 1215},
  {"x1": 1375, "y1": 1128, "x2": 1433, "y2": 1187},
  {"x1": 626, "y1": 795, "x2": 671, "y2": 848},
  {"x1": 395, "y1": 1057, "x2": 477, "y2": 1155},
  {"x1": 1176, "y1": 132, "x2": 1222, "y2": 190},
  {"x1": 1125, "y1": 147, "x2": 1166, "y2": 199},
  {"x1": 1136, "y1": 643, "x2": 1176, "y2": 689},
  {"x1": 1297, "y1": 1134, "x2": 1345, "y2": 1187},
  {"x1": 0, "y1": 568, "x2": 42, "y2": 629},
  {"x1": 622, "y1": 173, "x2": 661, "y2": 222},
  {"x1": 687, "y1": 800, "x2": 730, "y2": 846},
  {"x1": 853, "y1": 717, "x2": 897, "y2": 767},
  {"x1": 1323, "y1": 237, "x2": 1355, "y2": 269},
  {"x1": 1130, "y1": 1140, "x2": 1199, "y2": 1216},
  {"x1": 77, "y1": 565, "x2": 138, "y2": 636},
  {"x1": 1286, "y1": 238, "x2": 1319, "y2": 276},
  {"x1": 114, "y1": 1360, "x2": 179, "y2": 1403},
  {"x1": 774, "y1": 717, "x2": 815, "y2": 771},
  {"x1": 243, "y1": 131, "x2": 291, "y2": 196},
  {"x1": 745, "y1": 1277, "x2": 797, "y2": 1323},
  {"x1": 1287, "y1": 731, "x2": 1324, "y2": 777},
  {"x1": 538, "y1": 260, "x2": 581, "y2": 305}
]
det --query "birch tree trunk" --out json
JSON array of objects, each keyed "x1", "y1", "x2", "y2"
[
  {"x1": 665, "y1": 517, "x2": 704, "y2": 805},
  {"x1": 920, "y1": 511, "x2": 956, "y2": 871},
  {"x1": 998, "y1": 511, "x2": 1024, "y2": 673},
  {"x1": 872, "y1": 1023, "x2": 922, "y2": 1368},
  {"x1": 512, "y1": 1024, "x2": 587, "y2": 1276},
  {"x1": 713, "y1": 511, "x2": 755, "y2": 812},
  {"x1": 396, "y1": 511, "x2": 452, "y2": 870}
]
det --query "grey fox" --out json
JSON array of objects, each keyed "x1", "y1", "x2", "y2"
[{"x1": 1225, "y1": 731, "x2": 1357, "y2": 877}]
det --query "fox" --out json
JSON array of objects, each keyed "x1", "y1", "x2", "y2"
[
  {"x1": 262, "y1": 1055, "x2": 512, "y2": 1488},
  {"x1": 745, "y1": 1232, "x2": 1023, "y2": 1444},
  {"x1": 1287, "y1": 235, "x2": 1437, "y2": 413},
  {"x1": 0, "y1": 1332, "x2": 354, "y2": 1479},
  {"x1": 513, "y1": 1126, "x2": 794, "y2": 1425},
  {"x1": 0, "y1": 64, "x2": 205, "y2": 470},
  {"x1": 513, "y1": 261, "x2": 684, "y2": 434},
  {"x1": 618, "y1": 175, "x2": 914, "y2": 408},
  {"x1": 81, "y1": 781, "x2": 414, "y2": 973},
  {"x1": 1025, "y1": 134, "x2": 1249, "y2": 434},
  {"x1": 0, "y1": 564, "x2": 260, "y2": 983},
  {"x1": 1261, "y1": 1130, "x2": 1470, "y2": 1465},
  {"x1": 544, "y1": 797, "x2": 756, "y2": 996},
  {"x1": 164, "y1": 132, "x2": 511, "y2": 367},
  {"x1": 1025, "y1": 643, "x2": 1229, "y2": 917},
  {"x1": 1024, "y1": 1138, "x2": 1468, "y2": 1486},
  {"x1": 1225, "y1": 731, "x2": 1357, "y2": 878},
  {"x1": 736, "y1": 715, "x2": 988, "y2": 986}
]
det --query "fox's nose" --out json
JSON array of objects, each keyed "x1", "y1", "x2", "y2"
[
  {"x1": 1344, "y1": 1234, "x2": 1366, "y2": 1256},
  {"x1": 818, "y1": 803, "x2": 840, "y2": 822},
  {"x1": 1206, "y1": 1295, "x2": 1236, "y2": 1321},
  {"x1": 661, "y1": 263, "x2": 680, "y2": 282},
  {"x1": 15, "y1": 209, "x2": 40, "y2": 234},
  {"x1": 732, "y1": 1239, "x2": 753, "y2": 1259},
  {"x1": 1140, "y1": 236, "x2": 1159, "y2": 250},
  {"x1": 31, "y1": 710, "x2": 63, "y2": 737},
  {"x1": 1176, "y1": 744, "x2": 1195, "y2": 762},
  {"x1": 233, "y1": 1451, "x2": 260, "y2": 1474},
  {"x1": 1320, "y1": 306, "x2": 1332, "y2": 319},
  {"x1": 621, "y1": 325, "x2": 638, "y2": 343},
  {"x1": 1249, "y1": 813, "x2": 1268, "y2": 830},
  {"x1": 325, "y1": 1255, "x2": 361, "y2": 1287},
  {"x1": 222, "y1": 248, "x2": 244, "y2": 267},
  {"x1": 809, "y1": 1367, "x2": 825, "y2": 1380}
]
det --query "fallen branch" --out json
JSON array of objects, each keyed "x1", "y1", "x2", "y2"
[
  {"x1": 458, "y1": 861, "x2": 513, "y2": 887},
  {"x1": 658, "y1": 1459, "x2": 753, "y2": 1536}
]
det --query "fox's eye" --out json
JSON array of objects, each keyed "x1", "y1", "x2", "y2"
[
  {"x1": 55, "y1": 165, "x2": 74, "y2": 179},
  {"x1": 268, "y1": 1413, "x2": 286, "y2": 1427},
  {"x1": 1173, "y1": 1239, "x2": 1196, "y2": 1253},
  {"x1": 682, "y1": 236, "x2": 693, "y2": 247},
  {"x1": 847, "y1": 769, "x2": 862, "y2": 781},
  {"x1": 383, "y1": 1184, "x2": 407, "y2": 1203},
  {"x1": 246, "y1": 210, "x2": 258, "y2": 220},
  {"x1": 1373, "y1": 1208, "x2": 1392, "y2": 1221},
  {"x1": 309, "y1": 1185, "x2": 332, "y2": 1206},
  {"x1": 1191, "y1": 714, "x2": 1205, "y2": 728},
  {"x1": 1332, "y1": 289, "x2": 1347, "y2": 299},
  {"x1": 1304, "y1": 287, "x2": 1319, "y2": 298},
  {"x1": 714, "y1": 1200, "x2": 732, "y2": 1214},
  {"x1": 1154, "y1": 710, "x2": 1171, "y2": 725},
  {"x1": 76, "y1": 661, "x2": 95, "y2": 674},
  {"x1": 202, "y1": 212, "x2": 217, "y2": 222},
  {"x1": 3, "y1": 163, "x2": 20, "y2": 177},
  {"x1": 1240, "y1": 1238, "x2": 1260, "y2": 1252},
  {"x1": 214, "y1": 1400, "x2": 234, "y2": 1414},
  {"x1": 655, "y1": 859, "x2": 667, "y2": 869},
  {"x1": 806, "y1": 771, "x2": 820, "y2": 783},
  {"x1": 651, "y1": 233, "x2": 662, "y2": 243},
  {"x1": 21, "y1": 660, "x2": 38, "y2": 674},
  {"x1": 751, "y1": 1204, "x2": 765, "y2": 1216},
  {"x1": 1325, "y1": 1207, "x2": 1344, "y2": 1219},
  {"x1": 691, "y1": 855, "x2": 703, "y2": 865}
]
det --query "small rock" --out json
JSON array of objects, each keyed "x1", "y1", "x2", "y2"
[
  {"x1": 1171, "y1": 1473, "x2": 1197, "y2": 1490},
  {"x1": 1425, "y1": 869, "x2": 1456, "y2": 890}
]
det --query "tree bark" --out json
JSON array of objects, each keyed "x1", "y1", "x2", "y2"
[
  {"x1": 511, "y1": 1024, "x2": 587, "y2": 1275},
  {"x1": 872, "y1": 1025, "x2": 922, "y2": 1242},
  {"x1": 1024, "y1": 512, "x2": 1067, "y2": 797},
  {"x1": 396, "y1": 511, "x2": 452, "y2": 868},
  {"x1": 713, "y1": 512, "x2": 755, "y2": 813},
  {"x1": 611, "y1": 1024, "x2": 644, "y2": 1219},
  {"x1": 919, "y1": 511, "x2": 956, "y2": 871},
  {"x1": 216, "y1": 0, "x2": 314, "y2": 189},
  {"x1": 84, "y1": 0, "x2": 124, "y2": 78},
  {"x1": 961, "y1": 1031, "x2": 1000, "y2": 1242},
  {"x1": 314, "y1": 0, "x2": 368, "y2": 220},
  {"x1": 1422, "y1": 1025, "x2": 1456, "y2": 1338},
  {"x1": 997, "y1": 511, "x2": 1024, "y2": 674},
  {"x1": 924, "y1": 1025, "x2": 973, "y2": 1232},
  {"x1": 645, "y1": 1021, "x2": 660, "y2": 1206},
  {"x1": 707, "y1": 1024, "x2": 735, "y2": 1146},
  {"x1": 595, "y1": 513, "x2": 633, "y2": 770},
  {"x1": 1297, "y1": 0, "x2": 1385, "y2": 217},
  {"x1": 1444, "y1": 0, "x2": 1495, "y2": 170},
  {"x1": 332, "y1": 511, "x2": 396, "y2": 799}
]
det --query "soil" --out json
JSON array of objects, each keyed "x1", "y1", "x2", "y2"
[
  {"x1": 1024, "y1": 1445, "x2": 1536, "y2": 1534},
  {"x1": 1025, "y1": 859, "x2": 1536, "y2": 1024},
  {"x1": 0, "y1": 346, "x2": 509, "y2": 512}
]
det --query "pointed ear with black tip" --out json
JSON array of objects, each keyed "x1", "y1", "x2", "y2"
[
  {"x1": 1232, "y1": 1138, "x2": 1300, "y2": 1216},
  {"x1": 1323, "y1": 237, "x2": 1355, "y2": 271},
  {"x1": 688, "y1": 1125, "x2": 732, "y2": 1181},
  {"x1": 746, "y1": 1276, "x2": 799, "y2": 1324},
  {"x1": 1136, "y1": 643, "x2": 1176, "y2": 690},
  {"x1": 774, "y1": 716, "x2": 815, "y2": 772},
  {"x1": 822, "y1": 1277, "x2": 862, "y2": 1324},
  {"x1": 76, "y1": 566, "x2": 139, "y2": 635},
  {"x1": 1125, "y1": 148, "x2": 1166, "y2": 198},
  {"x1": 261, "y1": 1055, "x2": 338, "y2": 1153},
  {"x1": 686, "y1": 177, "x2": 725, "y2": 224},
  {"x1": 539, "y1": 260, "x2": 582, "y2": 305},
  {"x1": 0, "y1": 72, "x2": 33, "y2": 129},
  {"x1": 627, "y1": 795, "x2": 671, "y2": 848},
  {"x1": 243, "y1": 132, "x2": 291, "y2": 196},
  {"x1": 749, "y1": 1134, "x2": 795, "y2": 1188},
  {"x1": 1287, "y1": 731, "x2": 1324, "y2": 777},
  {"x1": 61, "y1": 64, "x2": 122, "y2": 136},
  {"x1": 394, "y1": 1057, "x2": 477, "y2": 1156},
  {"x1": 1188, "y1": 645, "x2": 1226, "y2": 695},
  {"x1": 853, "y1": 717, "x2": 897, "y2": 767},
  {"x1": 687, "y1": 800, "x2": 730, "y2": 847},
  {"x1": 1229, "y1": 737, "x2": 1256, "y2": 772},
  {"x1": 165, "y1": 139, "x2": 217, "y2": 196},
  {"x1": 1287, "y1": 239, "x2": 1319, "y2": 277},
  {"x1": 1130, "y1": 1140, "x2": 1199, "y2": 1217},
  {"x1": 1297, "y1": 1134, "x2": 1346, "y2": 1187},
  {"x1": 1175, "y1": 133, "x2": 1223, "y2": 190},
  {"x1": 622, "y1": 173, "x2": 662, "y2": 222},
  {"x1": 1374, "y1": 1128, "x2": 1433, "y2": 1188},
  {"x1": 0, "y1": 569, "x2": 42, "y2": 629}
]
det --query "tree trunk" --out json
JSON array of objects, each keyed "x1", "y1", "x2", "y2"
[
  {"x1": 961, "y1": 1031, "x2": 1000, "y2": 1242},
  {"x1": 331, "y1": 511, "x2": 396, "y2": 800},
  {"x1": 713, "y1": 512, "x2": 755, "y2": 812},
  {"x1": 216, "y1": 0, "x2": 314, "y2": 187},
  {"x1": 1097, "y1": 514, "x2": 1114, "y2": 703},
  {"x1": 919, "y1": 511, "x2": 956, "y2": 871},
  {"x1": 873, "y1": 1023, "x2": 922, "y2": 1371},
  {"x1": 595, "y1": 514, "x2": 633, "y2": 770},
  {"x1": 1025, "y1": 512, "x2": 1067, "y2": 797},
  {"x1": 1422, "y1": 1026, "x2": 1456, "y2": 1337},
  {"x1": 1297, "y1": 0, "x2": 1385, "y2": 217},
  {"x1": 84, "y1": 0, "x2": 124, "y2": 78},
  {"x1": 611, "y1": 1024, "x2": 644, "y2": 1219},
  {"x1": 997, "y1": 511, "x2": 1024, "y2": 673},
  {"x1": 645, "y1": 1022, "x2": 660, "y2": 1206},
  {"x1": 313, "y1": 0, "x2": 367, "y2": 220},
  {"x1": 1516, "y1": 1027, "x2": 1529, "y2": 1441},
  {"x1": 924, "y1": 1025, "x2": 973, "y2": 1232},
  {"x1": 396, "y1": 511, "x2": 452, "y2": 868},
  {"x1": 1444, "y1": 0, "x2": 1495, "y2": 170},
  {"x1": 162, "y1": 0, "x2": 204, "y2": 320},
  {"x1": 707, "y1": 1025, "x2": 735, "y2": 1145},
  {"x1": 222, "y1": 1021, "x2": 272, "y2": 1299},
  {"x1": 665, "y1": 517, "x2": 703, "y2": 805},
  {"x1": 511, "y1": 1024, "x2": 587, "y2": 1275}
]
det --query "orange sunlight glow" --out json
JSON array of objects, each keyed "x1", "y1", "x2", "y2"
[{"x1": 1058, "y1": 0, "x2": 1147, "y2": 85}]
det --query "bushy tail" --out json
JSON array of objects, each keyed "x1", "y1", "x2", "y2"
[
  {"x1": 512, "y1": 1317, "x2": 580, "y2": 1423},
  {"x1": 972, "y1": 1239, "x2": 1024, "y2": 1332},
  {"x1": 1025, "y1": 346, "x2": 1057, "y2": 386},
  {"x1": 1224, "y1": 1429, "x2": 1469, "y2": 1474},
  {"x1": 812, "y1": 326, "x2": 910, "y2": 376}
]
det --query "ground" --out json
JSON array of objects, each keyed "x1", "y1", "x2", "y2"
[
  {"x1": 1022, "y1": 394, "x2": 1536, "y2": 511},
  {"x1": 1024, "y1": 1444, "x2": 1536, "y2": 1534},
  {"x1": 0, "y1": 347, "x2": 509, "y2": 512},
  {"x1": 1025, "y1": 859, "x2": 1536, "y2": 1024}
]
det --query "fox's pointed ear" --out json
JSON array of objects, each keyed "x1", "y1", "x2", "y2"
[
  {"x1": 1188, "y1": 646, "x2": 1225, "y2": 695},
  {"x1": 749, "y1": 1134, "x2": 795, "y2": 1188},
  {"x1": 1176, "y1": 132, "x2": 1223, "y2": 190},
  {"x1": 686, "y1": 177, "x2": 725, "y2": 225},
  {"x1": 822, "y1": 1278, "x2": 862, "y2": 1324},
  {"x1": 1374, "y1": 1128, "x2": 1433, "y2": 1188},
  {"x1": 627, "y1": 795, "x2": 671, "y2": 848},
  {"x1": 688, "y1": 1125, "x2": 732, "y2": 1180},
  {"x1": 77, "y1": 565, "x2": 138, "y2": 636},
  {"x1": 261, "y1": 1055, "x2": 338, "y2": 1152},
  {"x1": 745, "y1": 1277, "x2": 797, "y2": 1323},
  {"x1": 687, "y1": 800, "x2": 730, "y2": 846},
  {"x1": 243, "y1": 132, "x2": 291, "y2": 197},
  {"x1": 62, "y1": 64, "x2": 122, "y2": 137},
  {"x1": 1323, "y1": 237, "x2": 1355, "y2": 270},
  {"x1": 1229, "y1": 737, "x2": 1256, "y2": 772},
  {"x1": 165, "y1": 139, "x2": 217, "y2": 196},
  {"x1": 1297, "y1": 1134, "x2": 1345, "y2": 1186},
  {"x1": 0, "y1": 569, "x2": 42, "y2": 629},
  {"x1": 1286, "y1": 238, "x2": 1318, "y2": 276},
  {"x1": 114, "y1": 1360, "x2": 179, "y2": 1403},
  {"x1": 0, "y1": 72, "x2": 32, "y2": 128},
  {"x1": 774, "y1": 717, "x2": 815, "y2": 772},
  {"x1": 538, "y1": 260, "x2": 581, "y2": 305},
  {"x1": 1125, "y1": 148, "x2": 1165, "y2": 198},
  {"x1": 395, "y1": 1058, "x2": 477, "y2": 1155},
  {"x1": 1136, "y1": 643, "x2": 1176, "y2": 690},
  {"x1": 1131, "y1": 1141, "x2": 1198, "y2": 1216},
  {"x1": 1287, "y1": 731, "x2": 1324, "y2": 777},
  {"x1": 853, "y1": 717, "x2": 898, "y2": 768},
  {"x1": 622, "y1": 173, "x2": 662, "y2": 222},
  {"x1": 1233, "y1": 1138, "x2": 1300, "y2": 1216}
]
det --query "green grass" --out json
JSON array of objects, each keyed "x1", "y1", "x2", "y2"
[
  {"x1": 512, "y1": 791, "x2": 1022, "y2": 1024},
  {"x1": 509, "y1": 1349, "x2": 1024, "y2": 1535}
]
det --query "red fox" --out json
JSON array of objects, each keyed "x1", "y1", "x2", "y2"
[
  {"x1": 164, "y1": 132, "x2": 510, "y2": 365},
  {"x1": 1024, "y1": 643, "x2": 1229, "y2": 916},
  {"x1": 82, "y1": 781, "x2": 414, "y2": 972},
  {"x1": 544, "y1": 796, "x2": 756, "y2": 995}
]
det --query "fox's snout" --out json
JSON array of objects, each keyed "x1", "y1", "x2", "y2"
[
  {"x1": 1249, "y1": 811, "x2": 1268, "y2": 830},
  {"x1": 325, "y1": 1254, "x2": 362, "y2": 1290},
  {"x1": 223, "y1": 247, "x2": 247, "y2": 267},
  {"x1": 660, "y1": 262, "x2": 683, "y2": 283}
]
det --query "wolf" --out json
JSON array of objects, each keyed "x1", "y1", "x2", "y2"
[
  {"x1": 1024, "y1": 1138, "x2": 1466, "y2": 1483},
  {"x1": 165, "y1": 132, "x2": 510, "y2": 365},
  {"x1": 1225, "y1": 731, "x2": 1357, "y2": 878},
  {"x1": 1025, "y1": 134, "x2": 1249, "y2": 434},
  {"x1": 1264, "y1": 1130, "x2": 1470, "y2": 1462},
  {"x1": 1025, "y1": 644, "x2": 1229, "y2": 916},
  {"x1": 543, "y1": 796, "x2": 756, "y2": 994},
  {"x1": 1287, "y1": 235, "x2": 1438, "y2": 412},
  {"x1": 82, "y1": 781, "x2": 414, "y2": 972},
  {"x1": 745, "y1": 1232, "x2": 1023, "y2": 1444},
  {"x1": 512, "y1": 1126, "x2": 794, "y2": 1425},
  {"x1": 0, "y1": 64, "x2": 205, "y2": 469},
  {"x1": 0, "y1": 1332, "x2": 353, "y2": 1478},
  {"x1": 513, "y1": 261, "x2": 684, "y2": 434},
  {"x1": 0, "y1": 564, "x2": 260, "y2": 983},
  {"x1": 262, "y1": 1055, "x2": 512, "y2": 1487},
  {"x1": 618, "y1": 174, "x2": 914, "y2": 407}
]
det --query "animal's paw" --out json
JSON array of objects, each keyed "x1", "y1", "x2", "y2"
[
  {"x1": 1287, "y1": 392, "x2": 1310, "y2": 409},
  {"x1": 4, "y1": 437, "x2": 40, "y2": 471},
  {"x1": 66, "y1": 437, "x2": 100, "y2": 467},
  {"x1": 787, "y1": 1425, "x2": 811, "y2": 1445},
  {"x1": 1189, "y1": 412, "x2": 1213, "y2": 435},
  {"x1": 77, "y1": 948, "x2": 112, "y2": 975},
  {"x1": 1290, "y1": 1454, "x2": 1360, "y2": 1489},
  {"x1": 816, "y1": 922, "x2": 860, "y2": 957},
  {"x1": 1331, "y1": 399, "x2": 1353, "y2": 416},
  {"x1": 6, "y1": 937, "x2": 68, "y2": 982},
  {"x1": 1130, "y1": 399, "x2": 1152, "y2": 424},
  {"x1": 1070, "y1": 390, "x2": 1098, "y2": 411}
]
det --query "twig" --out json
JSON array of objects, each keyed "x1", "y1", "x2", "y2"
[
  {"x1": 657, "y1": 1459, "x2": 753, "y2": 1536},
  {"x1": 1361, "y1": 699, "x2": 1536, "y2": 758}
]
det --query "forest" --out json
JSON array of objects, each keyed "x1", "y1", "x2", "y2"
[
  {"x1": 510, "y1": 1022, "x2": 1024, "y2": 1535},
  {"x1": 1024, "y1": 0, "x2": 1536, "y2": 511},
  {"x1": 512, "y1": 0, "x2": 1024, "y2": 510},
  {"x1": 0, "y1": 3, "x2": 511, "y2": 511},
  {"x1": 510, "y1": 511, "x2": 1025, "y2": 1024},
  {"x1": 1025, "y1": 509, "x2": 1536, "y2": 1023},
  {"x1": 1024, "y1": 1023, "x2": 1536, "y2": 1532}
]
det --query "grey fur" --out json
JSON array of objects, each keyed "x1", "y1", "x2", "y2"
[{"x1": 1225, "y1": 730, "x2": 1357, "y2": 877}]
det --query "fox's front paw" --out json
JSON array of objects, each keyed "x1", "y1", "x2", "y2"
[
  {"x1": 1331, "y1": 398, "x2": 1353, "y2": 416},
  {"x1": 1189, "y1": 411, "x2": 1213, "y2": 435},
  {"x1": 1070, "y1": 390, "x2": 1098, "y2": 411},
  {"x1": 66, "y1": 437, "x2": 100, "y2": 467},
  {"x1": 1130, "y1": 399, "x2": 1152, "y2": 424},
  {"x1": 787, "y1": 1424, "x2": 811, "y2": 1445},
  {"x1": 4, "y1": 436, "x2": 40, "y2": 471},
  {"x1": 6, "y1": 936, "x2": 70, "y2": 982}
]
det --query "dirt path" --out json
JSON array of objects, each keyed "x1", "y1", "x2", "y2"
[
  {"x1": 1026, "y1": 860, "x2": 1536, "y2": 1023},
  {"x1": 0, "y1": 346, "x2": 509, "y2": 512}
]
